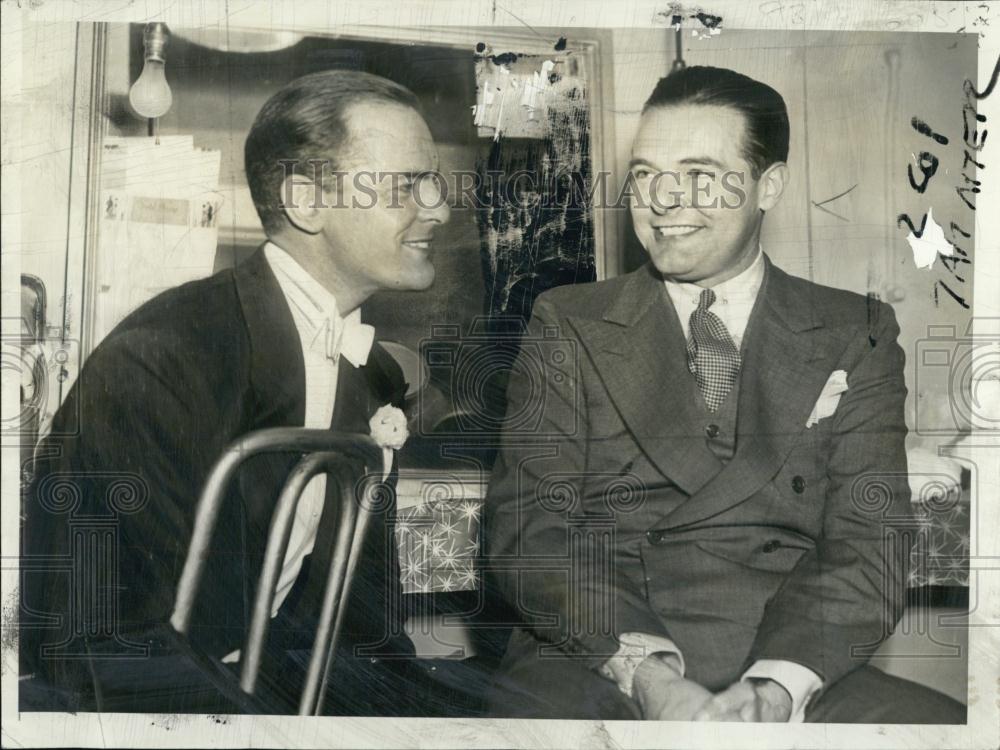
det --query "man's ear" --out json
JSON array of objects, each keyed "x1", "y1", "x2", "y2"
[
  {"x1": 757, "y1": 162, "x2": 789, "y2": 212},
  {"x1": 281, "y1": 174, "x2": 326, "y2": 234}
]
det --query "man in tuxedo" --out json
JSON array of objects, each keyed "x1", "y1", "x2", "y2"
[
  {"x1": 484, "y1": 66, "x2": 966, "y2": 723},
  {"x1": 20, "y1": 70, "x2": 452, "y2": 714}
]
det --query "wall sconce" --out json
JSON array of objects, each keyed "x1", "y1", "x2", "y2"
[{"x1": 129, "y1": 23, "x2": 173, "y2": 119}]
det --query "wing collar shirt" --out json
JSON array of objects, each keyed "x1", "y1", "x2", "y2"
[
  {"x1": 599, "y1": 246, "x2": 823, "y2": 721},
  {"x1": 222, "y1": 242, "x2": 375, "y2": 664}
]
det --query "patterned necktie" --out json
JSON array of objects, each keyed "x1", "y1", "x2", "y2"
[{"x1": 686, "y1": 288, "x2": 741, "y2": 412}]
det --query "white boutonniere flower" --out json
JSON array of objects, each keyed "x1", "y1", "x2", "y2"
[
  {"x1": 806, "y1": 370, "x2": 849, "y2": 428},
  {"x1": 369, "y1": 404, "x2": 409, "y2": 480}
]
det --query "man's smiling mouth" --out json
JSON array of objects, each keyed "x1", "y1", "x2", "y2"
[
  {"x1": 401, "y1": 239, "x2": 431, "y2": 250},
  {"x1": 655, "y1": 225, "x2": 703, "y2": 237}
]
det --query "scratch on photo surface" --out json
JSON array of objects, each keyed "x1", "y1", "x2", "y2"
[
  {"x1": 812, "y1": 183, "x2": 857, "y2": 222},
  {"x1": 1, "y1": 587, "x2": 18, "y2": 664},
  {"x1": 591, "y1": 720, "x2": 623, "y2": 749}
]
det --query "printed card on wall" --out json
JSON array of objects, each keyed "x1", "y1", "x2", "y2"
[{"x1": 93, "y1": 137, "x2": 222, "y2": 344}]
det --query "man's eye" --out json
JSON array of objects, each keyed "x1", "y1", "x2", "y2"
[{"x1": 632, "y1": 168, "x2": 652, "y2": 180}]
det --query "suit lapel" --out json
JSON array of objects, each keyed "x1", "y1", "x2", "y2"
[
  {"x1": 571, "y1": 264, "x2": 722, "y2": 495},
  {"x1": 660, "y1": 259, "x2": 844, "y2": 529}
]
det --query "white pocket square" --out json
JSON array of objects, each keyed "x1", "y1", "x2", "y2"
[{"x1": 806, "y1": 370, "x2": 849, "y2": 428}]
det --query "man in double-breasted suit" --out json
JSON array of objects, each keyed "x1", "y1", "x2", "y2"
[
  {"x1": 484, "y1": 66, "x2": 965, "y2": 723},
  {"x1": 20, "y1": 70, "x2": 451, "y2": 714}
]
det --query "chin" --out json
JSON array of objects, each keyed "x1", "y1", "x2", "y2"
[
  {"x1": 400, "y1": 266, "x2": 436, "y2": 291},
  {"x1": 647, "y1": 247, "x2": 692, "y2": 277}
]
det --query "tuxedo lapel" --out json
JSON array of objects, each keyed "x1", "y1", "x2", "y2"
[
  {"x1": 331, "y1": 357, "x2": 373, "y2": 434},
  {"x1": 232, "y1": 247, "x2": 307, "y2": 426},
  {"x1": 660, "y1": 259, "x2": 845, "y2": 529},
  {"x1": 571, "y1": 264, "x2": 723, "y2": 495},
  {"x1": 294, "y1": 349, "x2": 398, "y2": 629},
  {"x1": 330, "y1": 344, "x2": 406, "y2": 432},
  {"x1": 232, "y1": 248, "x2": 307, "y2": 528},
  {"x1": 229, "y1": 249, "x2": 405, "y2": 645}
]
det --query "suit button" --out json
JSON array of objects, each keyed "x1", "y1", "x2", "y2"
[
  {"x1": 762, "y1": 540, "x2": 782, "y2": 553},
  {"x1": 791, "y1": 475, "x2": 806, "y2": 494},
  {"x1": 705, "y1": 423, "x2": 720, "y2": 438},
  {"x1": 646, "y1": 529, "x2": 666, "y2": 545}
]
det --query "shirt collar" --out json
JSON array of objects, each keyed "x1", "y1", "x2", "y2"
[
  {"x1": 663, "y1": 245, "x2": 765, "y2": 306},
  {"x1": 264, "y1": 241, "x2": 340, "y2": 318},
  {"x1": 263, "y1": 241, "x2": 374, "y2": 367}
]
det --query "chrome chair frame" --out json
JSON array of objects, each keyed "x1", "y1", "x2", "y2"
[{"x1": 170, "y1": 427, "x2": 383, "y2": 715}]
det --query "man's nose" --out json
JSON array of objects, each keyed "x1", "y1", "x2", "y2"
[
  {"x1": 650, "y1": 172, "x2": 687, "y2": 216},
  {"x1": 417, "y1": 178, "x2": 451, "y2": 225},
  {"x1": 650, "y1": 197, "x2": 683, "y2": 216}
]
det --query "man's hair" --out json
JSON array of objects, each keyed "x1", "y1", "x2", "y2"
[
  {"x1": 245, "y1": 70, "x2": 422, "y2": 234},
  {"x1": 642, "y1": 65, "x2": 789, "y2": 179}
]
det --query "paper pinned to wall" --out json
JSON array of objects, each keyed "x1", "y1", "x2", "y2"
[
  {"x1": 473, "y1": 53, "x2": 580, "y2": 140},
  {"x1": 93, "y1": 136, "x2": 222, "y2": 347}
]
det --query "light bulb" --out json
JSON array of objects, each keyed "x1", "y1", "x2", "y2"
[
  {"x1": 129, "y1": 58, "x2": 172, "y2": 118},
  {"x1": 129, "y1": 24, "x2": 172, "y2": 120}
]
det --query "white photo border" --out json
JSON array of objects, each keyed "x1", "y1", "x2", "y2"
[{"x1": 1, "y1": 1, "x2": 997, "y2": 748}]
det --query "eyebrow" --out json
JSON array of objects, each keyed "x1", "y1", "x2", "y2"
[
  {"x1": 627, "y1": 156, "x2": 727, "y2": 170},
  {"x1": 677, "y1": 157, "x2": 726, "y2": 169},
  {"x1": 627, "y1": 158, "x2": 658, "y2": 171},
  {"x1": 395, "y1": 169, "x2": 439, "y2": 181}
]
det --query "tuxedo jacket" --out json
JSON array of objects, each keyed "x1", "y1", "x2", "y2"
[
  {"x1": 485, "y1": 256, "x2": 913, "y2": 695},
  {"x1": 21, "y1": 248, "x2": 412, "y2": 699}
]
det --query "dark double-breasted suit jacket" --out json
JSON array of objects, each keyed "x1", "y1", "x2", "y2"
[
  {"x1": 21, "y1": 248, "x2": 412, "y2": 709},
  {"x1": 485, "y1": 256, "x2": 913, "y2": 697}
]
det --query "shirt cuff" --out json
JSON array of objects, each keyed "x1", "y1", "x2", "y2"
[
  {"x1": 597, "y1": 632, "x2": 685, "y2": 699},
  {"x1": 741, "y1": 659, "x2": 823, "y2": 722}
]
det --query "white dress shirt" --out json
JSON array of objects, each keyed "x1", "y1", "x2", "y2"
[
  {"x1": 662, "y1": 247, "x2": 765, "y2": 349},
  {"x1": 222, "y1": 242, "x2": 374, "y2": 664},
  {"x1": 600, "y1": 247, "x2": 823, "y2": 722}
]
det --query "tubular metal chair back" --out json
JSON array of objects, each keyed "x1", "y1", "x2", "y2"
[{"x1": 169, "y1": 427, "x2": 383, "y2": 715}]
